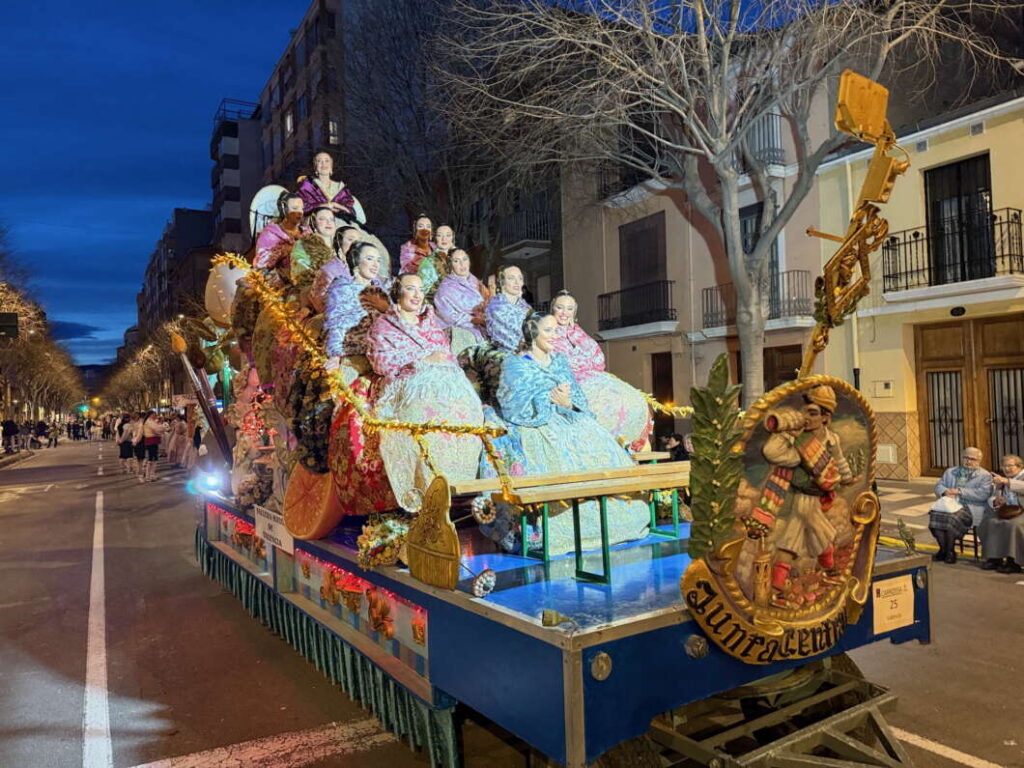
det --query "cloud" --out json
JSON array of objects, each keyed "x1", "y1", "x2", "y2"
[{"x1": 50, "y1": 320, "x2": 104, "y2": 340}]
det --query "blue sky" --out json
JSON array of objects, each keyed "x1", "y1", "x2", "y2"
[{"x1": 0, "y1": 0, "x2": 302, "y2": 364}]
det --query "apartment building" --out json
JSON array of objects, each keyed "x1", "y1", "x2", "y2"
[
  {"x1": 210, "y1": 98, "x2": 263, "y2": 253},
  {"x1": 561, "y1": 89, "x2": 1024, "y2": 480},
  {"x1": 257, "y1": 0, "x2": 342, "y2": 189},
  {"x1": 820, "y1": 92, "x2": 1024, "y2": 480}
]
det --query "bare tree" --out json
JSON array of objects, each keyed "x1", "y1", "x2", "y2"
[
  {"x1": 332, "y1": 0, "x2": 544, "y2": 276},
  {"x1": 437, "y1": 0, "x2": 1022, "y2": 403}
]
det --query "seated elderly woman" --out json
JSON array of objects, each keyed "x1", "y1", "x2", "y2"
[
  {"x1": 930, "y1": 446, "x2": 993, "y2": 564},
  {"x1": 979, "y1": 454, "x2": 1024, "y2": 574}
]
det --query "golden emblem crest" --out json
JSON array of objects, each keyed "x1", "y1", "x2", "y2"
[{"x1": 681, "y1": 370, "x2": 881, "y2": 663}]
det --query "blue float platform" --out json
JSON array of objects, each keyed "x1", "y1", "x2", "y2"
[{"x1": 197, "y1": 495, "x2": 932, "y2": 768}]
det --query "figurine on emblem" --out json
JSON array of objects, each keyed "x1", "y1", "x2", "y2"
[{"x1": 746, "y1": 385, "x2": 862, "y2": 608}]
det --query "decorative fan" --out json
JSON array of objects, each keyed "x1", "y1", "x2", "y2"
[{"x1": 249, "y1": 184, "x2": 288, "y2": 238}]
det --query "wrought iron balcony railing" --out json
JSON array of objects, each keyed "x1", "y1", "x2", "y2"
[
  {"x1": 598, "y1": 280, "x2": 677, "y2": 331},
  {"x1": 500, "y1": 210, "x2": 552, "y2": 246},
  {"x1": 701, "y1": 270, "x2": 813, "y2": 328},
  {"x1": 881, "y1": 207, "x2": 1024, "y2": 292}
]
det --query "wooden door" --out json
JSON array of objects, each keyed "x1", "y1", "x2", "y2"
[
  {"x1": 973, "y1": 315, "x2": 1024, "y2": 463},
  {"x1": 916, "y1": 321, "x2": 973, "y2": 475}
]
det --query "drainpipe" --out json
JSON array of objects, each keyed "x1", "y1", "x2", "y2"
[{"x1": 844, "y1": 159, "x2": 862, "y2": 389}]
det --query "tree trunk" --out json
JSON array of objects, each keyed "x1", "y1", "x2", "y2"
[{"x1": 735, "y1": 276, "x2": 767, "y2": 407}]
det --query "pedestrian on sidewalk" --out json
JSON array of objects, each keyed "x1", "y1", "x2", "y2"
[
  {"x1": 130, "y1": 412, "x2": 146, "y2": 478},
  {"x1": 980, "y1": 454, "x2": 1024, "y2": 574},
  {"x1": 930, "y1": 447, "x2": 992, "y2": 564},
  {"x1": 141, "y1": 411, "x2": 162, "y2": 482},
  {"x1": 117, "y1": 413, "x2": 134, "y2": 473},
  {"x1": 2, "y1": 418, "x2": 17, "y2": 454},
  {"x1": 47, "y1": 420, "x2": 59, "y2": 448}
]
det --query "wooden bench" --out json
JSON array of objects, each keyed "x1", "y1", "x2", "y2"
[{"x1": 450, "y1": 461, "x2": 691, "y2": 583}]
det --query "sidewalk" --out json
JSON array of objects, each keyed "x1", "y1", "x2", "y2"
[{"x1": 0, "y1": 450, "x2": 36, "y2": 470}]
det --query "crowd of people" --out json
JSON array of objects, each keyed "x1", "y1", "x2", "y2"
[
  {"x1": 242, "y1": 150, "x2": 664, "y2": 554},
  {"x1": 929, "y1": 446, "x2": 1024, "y2": 573},
  {"x1": 112, "y1": 411, "x2": 203, "y2": 483}
]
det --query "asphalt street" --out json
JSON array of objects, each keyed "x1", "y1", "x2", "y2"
[{"x1": 0, "y1": 441, "x2": 1021, "y2": 768}]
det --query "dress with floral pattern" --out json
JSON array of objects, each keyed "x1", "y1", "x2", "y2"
[
  {"x1": 552, "y1": 323, "x2": 653, "y2": 450},
  {"x1": 368, "y1": 307, "x2": 484, "y2": 509},
  {"x1": 479, "y1": 353, "x2": 650, "y2": 554}
]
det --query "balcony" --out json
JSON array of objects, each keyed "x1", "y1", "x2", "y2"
[
  {"x1": 881, "y1": 208, "x2": 1024, "y2": 293},
  {"x1": 598, "y1": 280, "x2": 677, "y2": 332},
  {"x1": 597, "y1": 163, "x2": 650, "y2": 200},
  {"x1": 737, "y1": 112, "x2": 786, "y2": 172},
  {"x1": 701, "y1": 270, "x2": 814, "y2": 329},
  {"x1": 500, "y1": 210, "x2": 552, "y2": 260}
]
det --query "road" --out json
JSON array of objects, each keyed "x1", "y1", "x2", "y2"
[{"x1": 0, "y1": 441, "x2": 1021, "y2": 768}]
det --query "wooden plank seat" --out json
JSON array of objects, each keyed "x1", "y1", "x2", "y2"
[{"x1": 450, "y1": 461, "x2": 691, "y2": 584}]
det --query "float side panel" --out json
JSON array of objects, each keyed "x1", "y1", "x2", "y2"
[
  {"x1": 581, "y1": 562, "x2": 930, "y2": 762},
  {"x1": 430, "y1": 602, "x2": 568, "y2": 764}
]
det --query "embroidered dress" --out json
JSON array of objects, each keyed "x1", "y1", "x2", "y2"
[
  {"x1": 253, "y1": 222, "x2": 297, "y2": 270},
  {"x1": 553, "y1": 323, "x2": 653, "y2": 450},
  {"x1": 932, "y1": 465, "x2": 992, "y2": 534},
  {"x1": 399, "y1": 239, "x2": 435, "y2": 273},
  {"x1": 297, "y1": 176, "x2": 366, "y2": 224},
  {"x1": 321, "y1": 278, "x2": 393, "y2": 515},
  {"x1": 290, "y1": 235, "x2": 337, "y2": 292},
  {"x1": 323, "y1": 277, "x2": 390, "y2": 358},
  {"x1": 434, "y1": 273, "x2": 487, "y2": 356},
  {"x1": 480, "y1": 353, "x2": 650, "y2": 555},
  {"x1": 979, "y1": 469, "x2": 1024, "y2": 563},
  {"x1": 310, "y1": 258, "x2": 353, "y2": 313},
  {"x1": 417, "y1": 252, "x2": 449, "y2": 296},
  {"x1": 368, "y1": 307, "x2": 484, "y2": 509},
  {"x1": 485, "y1": 293, "x2": 532, "y2": 353}
]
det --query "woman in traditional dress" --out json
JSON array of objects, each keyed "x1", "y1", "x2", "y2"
[
  {"x1": 320, "y1": 243, "x2": 396, "y2": 515},
  {"x1": 309, "y1": 225, "x2": 360, "y2": 313},
  {"x1": 290, "y1": 207, "x2": 339, "y2": 294},
  {"x1": 480, "y1": 312, "x2": 650, "y2": 554},
  {"x1": 297, "y1": 150, "x2": 366, "y2": 225},
  {"x1": 417, "y1": 223, "x2": 454, "y2": 295},
  {"x1": 550, "y1": 290, "x2": 653, "y2": 450},
  {"x1": 485, "y1": 265, "x2": 531, "y2": 353},
  {"x1": 399, "y1": 214, "x2": 434, "y2": 273},
  {"x1": 434, "y1": 248, "x2": 489, "y2": 356},
  {"x1": 324, "y1": 243, "x2": 391, "y2": 361},
  {"x1": 253, "y1": 191, "x2": 304, "y2": 275},
  {"x1": 368, "y1": 273, "x2": 484, "y2": 509},
  {"x1": 980, "y1": 454, "x2": 1024, "y2": 573}
]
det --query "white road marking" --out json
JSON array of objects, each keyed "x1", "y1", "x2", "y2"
[
  {"x1": 892, "y1": 727, "x2": 1006, "y2": 768},
  {"x1": 83, "y1": 490, "x2": 112, "y2": 768},
  {"x1": 97, "y1": 466, "x2": 103, "y2": 476},
  {"x1": 126, "y1": 717, "x2": 396, "y2": 768},
  {"x1": 44, "y1": 484, "x2": 53, "y2": 492}
]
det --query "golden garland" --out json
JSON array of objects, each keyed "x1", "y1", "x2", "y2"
[
  {"x1": 214, "y1": 253, "x2": 516, "y2": 500},
  {"x1": 640, "y1": 391, "x2": 695, "y2": 420}
]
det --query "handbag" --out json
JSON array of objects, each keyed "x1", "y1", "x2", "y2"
[{"x1": 997, "y1": 503, "x2": 1022, "y2": 520}]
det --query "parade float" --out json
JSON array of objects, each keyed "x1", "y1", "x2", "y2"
[{"x1": 186, "y1": 72, "x2": 931, "y2": 767}]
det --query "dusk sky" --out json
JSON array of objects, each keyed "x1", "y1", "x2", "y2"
[{"x1": 0, "y1": 1, "x2": 302, "y2": 365}]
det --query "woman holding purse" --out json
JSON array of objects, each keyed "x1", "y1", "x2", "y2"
[{"x1": 979, "y1": 454, "x2": 1024, "y2": 573}]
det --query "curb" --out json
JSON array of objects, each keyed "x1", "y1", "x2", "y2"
[{"x1": 0, "y1": 451, "x2": 35, "y2": 470}]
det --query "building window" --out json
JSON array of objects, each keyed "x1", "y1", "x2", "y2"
[
  {"x1": 271, "y1": 83, "x2": 280, "y2": 107},
  {"x1": 297, "y1": 94, "x2": 308, "y2": 121},
  {"x1": 295, "y1": 36, "x2": 306, "y2": 71},
  {"x1": 324, "y1": 11, "x2": 336, "y2": 33},
  {"x1": 223, "y1": 218, "x2": 242, "y2": 234},
  {"x1": 309, "y1": 18, "x2": 321, "y2": 47},
  {"x1": 618, "y1": 211, "x2": 666, "y2": 288},
  {"x1": 222, "y1": 154, "x2": 239, "y2": 170},
  {"x1": 283, "y1": 61, "x2": 294, "y2": 94},
  {"x1": 329, "y1": 119, "x2": 340, "y2": 145},
  {"x1": 223, "y1": 186, "x2": 241, "y2": 202},
  {"x1": 285, "y1": 110, "x2": 294, "y2": 137}
]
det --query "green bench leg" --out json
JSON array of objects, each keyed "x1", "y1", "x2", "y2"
[
  {"x1": 574, "y1": 495, "x2": 612, "y2": 584},
  {"x1": 648, "y1": 488, "x2": 683, "y2": 539}
]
